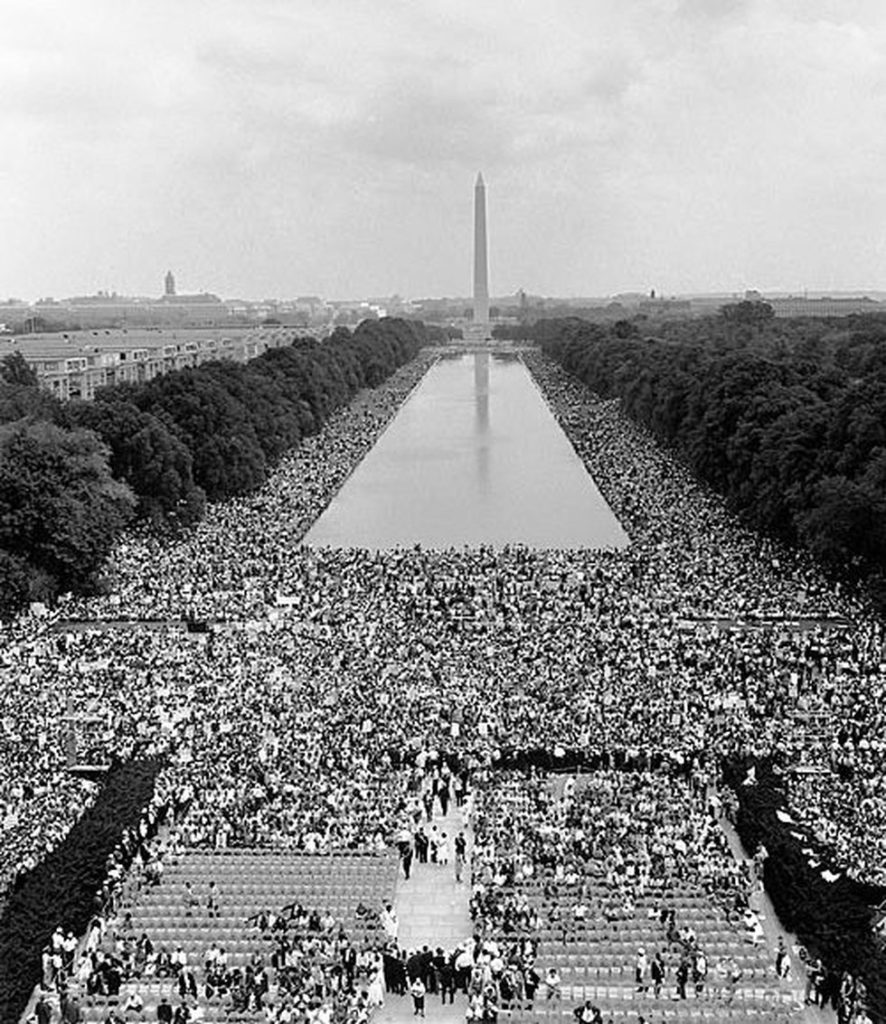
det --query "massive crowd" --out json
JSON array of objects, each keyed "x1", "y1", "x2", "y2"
[
  {"x1": 469, "y1": 769, "x2": 758, "y2": 1006},
  {"x1": 2, "y1": 344, "x2": 886, "y2": 1022}
]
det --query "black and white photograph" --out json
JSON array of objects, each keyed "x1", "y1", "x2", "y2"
[{"x1": 1, "y1": 4, "x2": 886, "y2": 1024}]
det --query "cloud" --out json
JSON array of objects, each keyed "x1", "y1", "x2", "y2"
[{"x1": 2, "y1": 0, "x2": 886, "y2": 298}]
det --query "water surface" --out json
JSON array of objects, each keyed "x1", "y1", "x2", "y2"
[{"x1": 303, "y1": 353, "x2": 628, "y2": 550}]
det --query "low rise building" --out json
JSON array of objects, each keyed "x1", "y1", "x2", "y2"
[{"x1": 3, "y1": 326, "x2": 319, "y2": 401}]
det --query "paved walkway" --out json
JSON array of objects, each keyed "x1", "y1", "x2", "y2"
[
  {"x1": 376, "y1": 803, "x2": 474, "y2": 1024},
  {"x1": 719, "y1": 805, "x2": 833, "y2": 1024},
  {"x1": 396, "y1": 805, "x2": 474, "y2": 951}
]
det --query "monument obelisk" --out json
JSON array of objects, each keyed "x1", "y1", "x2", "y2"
[{"x1": 473, "y1": 172, "x2": 490, "y2": 334}]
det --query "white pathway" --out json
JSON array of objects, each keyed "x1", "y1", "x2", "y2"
[
  {"x1": 719, "y1": 804, "x2": 833, "y2": 1024},
  {"x1": 376, "y1": 804, "x2": 474, "y2": 1024}
]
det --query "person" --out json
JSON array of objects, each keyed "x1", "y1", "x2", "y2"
[
  {"x1": 60, "y1": 990, "x2": 84, "y2": 1024},
  {"x1": 122, "y1": 991, "x2": 145, "y2": 1019},
  {"x1": 36, "y1": 994, "x2": 52, "y2": 1024},
  {"x1": 411, "y1": 976, "x2": 427, "y2": 1017},
  {"x1": 775, "y1": 937, "x2": 790, "y2": 980},
  {"x1": 574, "y1": 1000, "x2": 600, "y2": 1024},
  {"x1": 524, "y1": 965, "x2": 540, "y2": 1007},
  {"x1": 415, "y1": 828, "x2": 429, "y2": 865},
  {"x1": 400, "y1": 835, "x2": 414, "y2": 881},
  {"x1": 455, "y1": 832, "x2": 467, "y2": 883},
  {"x1": 183, "y1": 882, "x2": 199, "y2": 918},
  {"x1": 676, "y1": 958, "x2": 689, "y2": 1000},
  {"x1": 367, "y1": 963, "x2": 385, "y2": 1009},
  {"x1": 805, "y1": 956, "x2": 823, "y2": 1005},
  {"x1": 438, "y1": 778, "x2": 450, "y2": 817},
  {"x1": 650, "y1": 951, "x2": 665, "y2": 998},
  {"x1": 439, "y1": 956, "x2": 457, "y2": 1005},
  {"x1": 692, "y1": 949, "x2": 707, "y2": 997},
  {"x1": 419, "y1": 945, "x2": 436, "y2": 995},
  {"x1": 206, "y1": 880, "x2": 220, "y2": 919},
  {"x1": 178, "y1": 967, "x2": 198, "y2": 1000},
  {"x1": 380, "y1": 903, "x2": 399, "y2": 941},
  {"x1": 753, "y1": 844, "x2": 769, "y2": 888},
  {"x1": 455, "y1": 945, "x2": 473, "y2": 993},
  {"x1": 544, "y1": 966, "x2": 561, "y2": 1001},
  {"x1": 635, "y1": 948, "x2": 648, "y2": 994},
  {"x1": 156, "y1": 997, "x2": 173, "y2": 1023}
]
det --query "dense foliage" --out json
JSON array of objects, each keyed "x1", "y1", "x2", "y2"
[
  {"x1": 0, "y1": 421, "x2": 136, "y2": 613},
  {"x1": 535, "y1": 315, "x2": 886, "y2": 603},
  {"x1": 723, "y1": 757, "x2": 886, "y2": 1021},
  {"x1": 0, "y1": 759, "x2": 165, "y2": 1024},
  {"x1": 0, "y1": 318, "x2": 427, "y2": 615}
]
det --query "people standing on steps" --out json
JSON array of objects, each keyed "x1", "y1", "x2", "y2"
[
  {"x1": 455, "y1": 945, "x2": 474, "y2": 993},
  {"x1": 423, "y1": 789, "x2": 435, "y2": 822},
  {"x1": 367, "y1": 959, "x2": 385, "y2": 1009},
  {"x1": 437, "y1": 775, "x2": 451, "y2": 817},
  {"x1": 380, "y1": 902, "x2": 399, "y2": 942},
  {"x1": 439, "y1": 954, "x2": 457, "y2": 1004},
  {"x1": 396, "y1": 826, "x2": 414, "y2": 880},
  {"x1": 410, "y1": 976, "x2": 427, "y2": 1017},
  {"x1": 419, "y1": 946, "x2": 437, "y2": 994},
  {"x1": 455, "y1": 831, "x2": 467, "y2": 882},
  {"x1": 415, "y1": 827, "x2": 429, "y2": 864}
]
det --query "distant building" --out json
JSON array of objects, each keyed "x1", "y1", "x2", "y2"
[
  {"x1": 610, "y1": 293, "x2": 648, "y2": 307},
  {"x1": 4, "y1": 325, "x2": 321, "y2": 401},
  {"x1": 638, "y1": 298, "x2": 693, "y2": 315},
  {"x1": 767, "y1": 297, "x2": 882, "y2": 318},
  {"x1": 165, "y1": 270, "x2": 176, "y2": 297}
]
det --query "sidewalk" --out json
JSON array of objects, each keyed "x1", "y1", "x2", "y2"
[
  {"x1": 719, "y1": 808, "x2": 833, "y2": 1024},
  {"x1": 376, "y1": 803, "x2": 474, "y2": 1024}
]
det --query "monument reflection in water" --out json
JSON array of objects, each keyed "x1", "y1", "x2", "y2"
[{"x1": 302, "y1": 352, "x2": 629, "y2": 550}]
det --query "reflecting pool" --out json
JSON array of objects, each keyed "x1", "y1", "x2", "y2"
[{"x1": 303, "y1": 352, "x2": 629, "y2": 550}]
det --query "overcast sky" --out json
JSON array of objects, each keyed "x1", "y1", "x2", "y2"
[{"x1": 2, "y1": 0, "x2": 886, "y2": 301}]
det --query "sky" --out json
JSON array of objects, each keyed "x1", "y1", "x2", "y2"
[{"x1": 3, "y1": 0, "x2": 886, "y2": 301}]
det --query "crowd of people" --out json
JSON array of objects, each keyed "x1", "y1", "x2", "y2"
[
  {"x1": 469, "y1": 769, "x2": 749, "y2": 997},
  {"x1": 2, "y1": 344, "x2": 885, "y2": 1023}
]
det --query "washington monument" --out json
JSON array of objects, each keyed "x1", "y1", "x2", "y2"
[{"x1": 473, "y1": 172, "x2": 490, "y2": 330}]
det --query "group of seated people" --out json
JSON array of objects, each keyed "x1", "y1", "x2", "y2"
[
  {"x1": 4, "y1": 345, "x2": 885, "y2": 1024},
  {"x1": 469, "y1": 768, "x2": 869, "y2": 1021}
]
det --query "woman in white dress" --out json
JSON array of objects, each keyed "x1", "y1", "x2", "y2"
[{"x1": 367, "y1": 954, "x2": 385, "y2": 1008}]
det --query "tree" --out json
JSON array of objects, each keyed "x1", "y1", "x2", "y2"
[
  {"x1": 0, "y1": 352, "x2": 39, "y2": 387},
  {"x1": 720, "y1": 300, "x2": 776, "y2": 327},
  {"x1": 612, "y1": 319, "x2": 640, "y2": 339},
  {"x1": 798, "y1": 476, "x2": 886, "y2": 567},
  {"x1": 0, "y1": 383, "x2": 60, "y2": 424},
  {"x1": 0, "y1": 420, "x2": 135, "y2": 600},
  {"x1": 128, "y1": 370, "x2": 267, "y2": 501},
  {"x1": 535, "y1": 313, "x2": 886, "y2": 605},
  {"x1": 66, "y1": 399, "x2": 205, "y2": 527},
  {"x1": 0, "y1": 550, "x2": 31, "y2": 617}
]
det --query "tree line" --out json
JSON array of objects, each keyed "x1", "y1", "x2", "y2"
[
  {"x1": 0, "y1": 759, "x2": 166, "y2": 1024},
  {"x1": 534, "y1": 310, "x2": 886, "y2": 606},
  {"x1": 0, "y1": 318, "x2": 429, "y2": 618}
]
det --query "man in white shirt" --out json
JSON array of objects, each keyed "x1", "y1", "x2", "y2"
[{"x1": 380, "y1": 903, "x2": 399, "y2": 941}]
